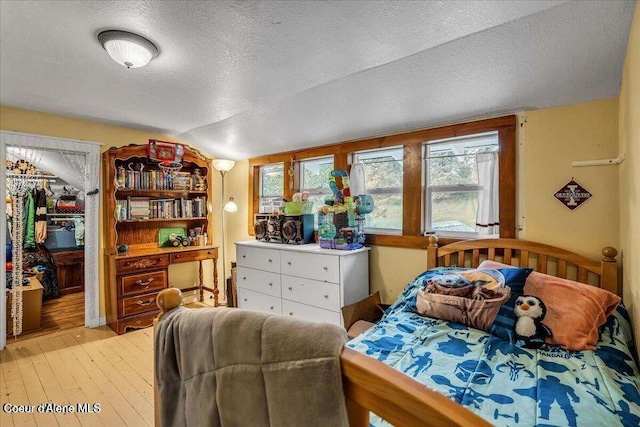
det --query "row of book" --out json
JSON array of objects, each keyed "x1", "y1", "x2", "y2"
[
  {"x1": 115, "y1": 196, "x2": 207, "y2": 221},
  {"x1": 115, "y1": 167, "x2": 205, "y2": 191}
]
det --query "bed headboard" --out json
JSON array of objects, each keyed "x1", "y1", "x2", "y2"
[{"x1": 426, "y1": 236, "x2": 619, "y2": 296}]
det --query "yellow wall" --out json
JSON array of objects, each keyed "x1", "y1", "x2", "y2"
[
  {"x1": 619, "y1": 5, "x2": 640, "y2": 358},
  {"x1": 523, "y1": 98, "x2": 620, "y2": 260},
  {"x1": 0, "y1": 105, "x2": 220, "y2": 316},
  {"x1": 221, "y1": 100, "x2": 624, "y2": 305},
  {"x1": 1, "y1": 86, "x2": 632, "y2": 314}
]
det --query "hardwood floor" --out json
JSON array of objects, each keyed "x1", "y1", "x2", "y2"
[
  {"x1": 1, "y1": 325, "x2": 154, "y2": 427},
  {"x1": 1, "y1": 289, "x2": 219, "y2": 426},
  {"x1": 8, "y1": 292, "x2": 85, "y2": 342}
]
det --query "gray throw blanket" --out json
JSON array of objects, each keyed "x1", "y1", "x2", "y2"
[{"x1": 155, "y1": 307, "x2": 349, "y2": 427}]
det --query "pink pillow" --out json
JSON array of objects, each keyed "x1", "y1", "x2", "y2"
[{"x1": 478, "y1": 260, "x2": 621, "y2": 350}]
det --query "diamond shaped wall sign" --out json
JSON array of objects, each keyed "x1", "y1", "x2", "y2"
[{"x1": 554, "y1": 179, "x2": 592, "y2": 211}]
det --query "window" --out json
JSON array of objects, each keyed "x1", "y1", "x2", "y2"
[
  {"x1": 248, "y1": 115, "x2": 516, "y2": 245},
  {"x1": 298, "y1": 156, "x2": 333, "y2": 226},
  {"x1": 259, "y1": 163, "x2": 284, "y2": 213},
  {"x1": 352, "y1": 147, "x2": 403, "y2": 233},
  {"x1": 424, "y1": 132, "x2": 499, "y2": 237}
]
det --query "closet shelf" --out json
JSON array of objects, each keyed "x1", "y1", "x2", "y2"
[
  {"x1": 47, "y1": 213, "x2": 85, "y2": 216},
  {"x1": 7, "y1": 173, "x2": 58, "y2": 180}
]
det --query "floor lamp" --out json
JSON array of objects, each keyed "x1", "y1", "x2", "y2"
[{"x1": 212, "y1": 159, "x2": 236, "y2": 306}]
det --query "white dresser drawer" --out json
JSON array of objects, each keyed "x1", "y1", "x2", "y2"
[
  {"x1": 237, "y1": 245, "x2": 281, "y2": 273},
  {"x1": 281, "y1": 275, "x2": 341, "y2": 312},
  {"x1": 280, "y1": 251, "x2": 340, "y2": 284},
  {"x1": 237, "y1": 288, "x2": 282, "y2": 315},
  {"x1": 282, "y1": 300, "x2": 341, "y2": 325},
  {"x1": 236, "y1": 267, "x2": 281, "y2": 298}
]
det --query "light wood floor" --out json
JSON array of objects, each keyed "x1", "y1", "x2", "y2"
[
  {"x1": 8, "y1": 292, "x2": 85, "y2": 342},
  {"x1": 1, "y1": 325, "x2": 154, "y2": 427}
]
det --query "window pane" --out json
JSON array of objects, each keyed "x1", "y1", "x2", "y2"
[
  {"x1": 354, "y1": 147, "x2": 403, "y2": 231},
  {"x1": 260, "y1": 163, "x2": 283, "y2": 213},
  {"x1": 424, "y1": 132, "x2": 498, "y2": 235},
  {"x1": 365, "y1": 193, "x2": 403, "y2": 230},
  {"x1": 427, "y1": 133, "x2": 497, "y2": 186},
  {"x1": 428, "y1": 153, "x2": 479, "y2": 186},
  {"x1": 261, "y1": 163, "x2": 284, "y2": 196},
  {"x1": 430, "y1": 191, "x2": 478, "y2": 232},
  {"x1": 300, "y1": 157, "x2": 333, "y2": 193},
  {"x1": 299, "y1": 157, "x2": 333, "y2": 228}
]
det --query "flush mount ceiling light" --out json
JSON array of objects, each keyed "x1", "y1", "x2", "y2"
[{"x1": 98, "y1": 30, "x2": 158, "y2": 68}]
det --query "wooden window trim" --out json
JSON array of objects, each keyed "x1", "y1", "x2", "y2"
[{"x1": 248, "y1": 115, "x2": 517, "y2": 247}]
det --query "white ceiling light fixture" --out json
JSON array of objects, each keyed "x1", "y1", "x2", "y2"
[{"x1": 98, "y1": 30, "x2": 158, "y2": 69}]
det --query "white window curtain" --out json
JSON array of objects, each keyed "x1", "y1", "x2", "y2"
[
  {"x1": 349, "y1": 163, "x2": 366, "y2": 196},
  {"x1": 475, "y1": 152, "x2": 499, "y2": 235}
]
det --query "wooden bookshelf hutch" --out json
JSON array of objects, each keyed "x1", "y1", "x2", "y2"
[{"x1": 103, "y1": 143, "x2": 219, "y2": 334}]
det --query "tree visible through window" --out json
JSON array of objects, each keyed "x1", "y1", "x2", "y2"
[
  {"x1": 353, "y1": 147, "x2": 403, "y2": 232},
  {"x1": 299, "y1": 157, "x2": 333, "y2": 225}
]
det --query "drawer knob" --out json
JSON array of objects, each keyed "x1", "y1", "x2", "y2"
[
  {"x1": 244, "y1": 298, "x2": 248, "y2": 302},
  {"x1": 207, "y1": 251, "x2": 212, "y2": 255},
  {"x1": 175, "y1": 254, "x2": 180, "y2": 259},
  {"x1": 289, "y1": 312, "x2": 293, "y2": 316},
  {"x1": 324, "y1": 295, "x2": 329, "y2": 299},
  {"x1": 287, "y1": 261, "x2": 292, "y2": 266},
  {"x1": 242, "y1": 255, "x2": 246, "y2": 258},
  {"x1": 268, "y1": 283, "x2": 273, "y2": 287},
  {"x1": 288, "y1": 287, "x2": 293, "y2": 291},
  {"x1": 268, "y1": 259, "x2": 272, "y2": 263},
  {"x1": 243, "y1": 277, "x2": 246, "y2": 280},
  {"x1": 270, "y1": 306, "x2": 274, "y2": 310},
  {"x1": 323, "y1": 266, "x2": 328, "y2": 271}
]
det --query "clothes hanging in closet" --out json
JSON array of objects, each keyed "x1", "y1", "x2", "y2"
[
  {"x1": 23, "y1": 244, "x2": 60, "y2": 299},
  {"x1": 34, "y1": 188, "x2": 48, "y2": 244},
  {"x1": 23, "y1": 189, "x2": 36, "y2": 250}
]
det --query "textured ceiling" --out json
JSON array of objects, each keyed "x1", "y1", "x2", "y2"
[{"x1": 0, "y1": 1, "x2": 635, "y2": 159}]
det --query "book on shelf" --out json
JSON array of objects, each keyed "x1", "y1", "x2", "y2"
[
  {"x1": 116, "y1": 162, "x2": 205, "y2": 191},
  {"x1": 116, "y1": 189, "x2": 206, "y2": 221},
  {"x1": 129, "y1": 197, "x2": 151, "y2": 219}
]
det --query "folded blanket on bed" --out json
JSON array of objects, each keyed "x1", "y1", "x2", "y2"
[{"x1": 155, "y1": 307, "x2": 349, "y2": 427}]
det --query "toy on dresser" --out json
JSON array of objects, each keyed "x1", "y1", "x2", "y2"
[{"x1": 317, "y1": 169, "x2": 374, "y2": 250}]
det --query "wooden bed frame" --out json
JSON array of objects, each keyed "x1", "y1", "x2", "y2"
[{"x1": 154, "y1": 237, "x2": 620, "y2": 427}]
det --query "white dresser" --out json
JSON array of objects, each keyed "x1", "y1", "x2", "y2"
[{"x1": 235, "y1": 241, "x2": 370, "y2": 326}]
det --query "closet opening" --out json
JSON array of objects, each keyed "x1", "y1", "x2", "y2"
[{"x1": 1, "y1": 131, "x2": 101, "y2": 349}]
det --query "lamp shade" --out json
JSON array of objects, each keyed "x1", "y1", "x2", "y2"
[
  {"x1": 224, "y1": 197, "x2": 238, "y2": 213},
  {"x1": 98, "y1": 30, "x2": 158, "y2": 68},
  {"x1": 212, "y1": 159, "x2": 235, "y2": 172}
]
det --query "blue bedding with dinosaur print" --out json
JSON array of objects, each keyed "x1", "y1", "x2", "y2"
[{"x1": 347, "y1": 269, "x2": 640, "y2": 427}]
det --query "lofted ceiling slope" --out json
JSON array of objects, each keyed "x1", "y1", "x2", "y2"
[{"x1": 0, "y1": 0, "x2": 636, "y2": 159}]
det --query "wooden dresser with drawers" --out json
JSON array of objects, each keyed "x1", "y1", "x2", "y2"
[
  {"x1": 105, "y1": 244, "x2": 218, "y2": 334},
  {"x1": 235, "y1": 241, "x2": 369, "y2": 325}
]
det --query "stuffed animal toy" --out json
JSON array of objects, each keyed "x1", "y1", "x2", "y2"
[{"x1": 514, "y1": 295, "x2": 553, "y2": 348}]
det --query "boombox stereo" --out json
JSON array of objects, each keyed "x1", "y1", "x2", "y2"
[{"x1": 254, "y1": 214, "x2": 314, "y2": 244}]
